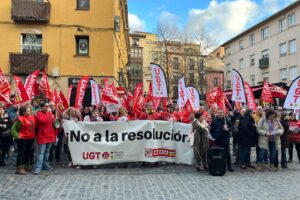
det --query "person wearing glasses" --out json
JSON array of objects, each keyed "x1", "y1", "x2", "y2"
[{"x1": 34, "y1": 102, "x2": 56, "y2": 175}]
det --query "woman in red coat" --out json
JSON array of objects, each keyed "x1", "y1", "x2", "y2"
[{"x1": 34, "y1": 102, "x2": 56, "y2": 174}]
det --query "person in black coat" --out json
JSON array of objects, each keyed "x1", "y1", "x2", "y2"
[
  {"x1": 211, "y1": 108, "x2": 234, "y2": 172},
  {"x1": 238, "y1": 109, "x2": 257, "y2": 169}
]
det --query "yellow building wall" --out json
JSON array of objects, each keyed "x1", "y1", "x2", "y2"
[{"x1": 0, "y1": 0, "x2": 129, "y2": 94}]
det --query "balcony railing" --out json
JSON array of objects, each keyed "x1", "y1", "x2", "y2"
[
  {"x1": 11, "y1": 0, "x2": 50, "y2": 23},
  {"x1": 259, "y1": 57, "x2": 269, "y2": 69},
  {"x1": 9, "y1": 52, "x2": 49, "y2": 74}
]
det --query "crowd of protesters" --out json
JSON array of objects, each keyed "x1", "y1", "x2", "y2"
[{"x1": 0, "y1": 95, "x2": 300, "y2": 175}]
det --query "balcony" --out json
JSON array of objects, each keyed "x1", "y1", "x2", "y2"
[
  {"x1": 9, "y1": 52, "x2": 49, "y2": 74},
  {"x1": 11, "y1": 0, "x2": 50, "y2": 23},
  {"x1": 259, "y1": 57, "x2": 269, "y2": 69}
]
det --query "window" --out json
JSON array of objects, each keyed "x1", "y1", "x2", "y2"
[
  {"x1": 189, "y1": 58, "x2": 195, "y2": 70},
  {"x1": 280, "y1": 68, "x2": 287, "y2": 82},
  {"x1": 173, "y1": 74, "x2": 179, "y2": 83},
  {"x1": 173, "y1": 57, "x2": 179, "y2": 70},
  {"x1": 131, "y1": 47, "x2": 143, "y2": 58},
  {"x1": 132, "y1": 38, "x2": 139, "y2": 46},
  {"x1": 288, "y1": 13, "x2": 296, "y2": 27},
  {"x1": 21, "y1": 34, "x2": 42, "y2": 54},
  {"x1": 173, "y1": 86, "x2": 178, "y2": 98},
  {"x1": 77, "y1": 0, "x2": 90, "y2": 10},
  {"x1": 289, "y1": 39, "x2": 296, "y2": 54},
  {"x1": 226, "y1": 63, "x2": 231, "y2": 73},
  {"x1": 249, "y1": 34, "x2": 255, "y2": 45},
  {"x1": 239, "y1": 58, "x2": 244, "y2": 69},
  {"x1": 262, "y1": 72, "x2": 269, "y2": 82},
  {"x1": 262, "y1": 49, "x2": 269, "y2": 58},
  {"x1": 189, "y1": 73, "x2": 195, "y2": 84},
  {"x1": 213, "y1": 77, "x2": 218, "y2": 86},
  {"x1": 131, "y1": 64, "x2": 142, "y2": 75},
  {"x1": 75, "y1": 36, "x2": 89, "y2": 56},
  {"x1": 280, "y1": 43, "x2": 287, "y2": 56},
  {"x1": 261, "y1": 27, "x2": 269, "y2": 40},
  {"x1": 250, "y1": 75, "x2": 255, "y2": 86},
  {"x1": 290, "y1": 66, "x2": 297, "y2": 81},
  {"x1": 225, "y1": 46, "x2": 231, "y2": 56},
  {"x1": 226, "y1": 80, "x2": 231, "y2": 89},
  {"x1": 250, "y1": 54, "x2": 255, "y2": 66},
  {"x1": 279, "y1": 18, "x2": 285, "y2": 32},
  {"x1": 239, "y1": 39, "x2": 244, "y2": 50}
]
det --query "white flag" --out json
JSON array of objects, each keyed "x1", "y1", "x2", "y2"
[
  {"x1": 151, "y1": 63, "x2": 168, "y2": 97},
  {"x1": 90, "y1": 80, "x2": 100, "y2": 106},
  {"x1": 178, "y1": 77, "x2": 188, "y2": 108},
  {"x1": 231, "y1": 69, "x2": 246, "y2": 103},
  {"x1": 284, "y1": 76, "x2": 300, "y2": 109},
  {"x1": 186, "y1": 86, "x2": 200, "y2": 111}
]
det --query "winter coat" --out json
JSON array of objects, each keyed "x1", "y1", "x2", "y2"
[
  {"x1": 11, "y1": 115, "x2": 36, "y2": 140},
  {"x1": 237, "y1": 114, "x2": 257, "y2": 147},
  {"x1": 0, "y1": 114, "x2": 11, "y2": 138},
  {"x1": 211, "y1": 116, "x2": 233, "y2": 146},
  {"x1": 36, "y1": 111, "x2": 56, "y2": 144},
  {"x1": 256, "y1": 117, "x2": 284, "y2": 150},
  {"x1": 280, "y1": 119, "x2": 289, "y2": 148}
]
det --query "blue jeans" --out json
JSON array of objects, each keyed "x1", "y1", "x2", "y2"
[
  {"x1": 239, "y1": 145, "x2": 251, "y2": 165},
  {"x1": 35, "y1": 143, "x2": 52, "y2": 172},
  {"x1": 258, "y1": 141, "x2": 276, "y2": 164}
]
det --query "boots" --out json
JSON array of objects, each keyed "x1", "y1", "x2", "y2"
[
  {"x1": 0, "y1": 151, "x2": 6, "y2": 166},
  {"x1": 24, "y1": 164, "x2": 33, "y2": 172},
  {"x1": 16, "y1": 166, "x2": 27, "y2": 175}
]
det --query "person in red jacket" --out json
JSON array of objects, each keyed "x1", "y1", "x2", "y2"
[
  {"x1": 161, "y1": 104, "x2": 180, "y2": 122},
  {"x1": 34, "y1": 102, "x2": 56, "y2": 174},
  {"x1": 11, "y1": 105, "x2": 36, "y2": 175},
  {"x1": 139, "y1": 102, "x2": 161, "y2": 120}
]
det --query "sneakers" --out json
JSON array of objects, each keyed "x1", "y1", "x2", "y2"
[
  {"x1": 34, "y1": 171, "x2": 40, "y2": 175},
  {"x1": 43, "y1": 166, "x2": 53, "y2": 171},
  {"x1": 68, "y1": 161, "x2": 73, "y2": 167},
  {"x1": 255, "y1": 164, "x2": 262, "y2": 171},
  {"x1": 228, "y1": 166, "x2": 234, "y2": 172},
  {"x1": 268, "y1": 165, "x2": 277, "y2": 171}
]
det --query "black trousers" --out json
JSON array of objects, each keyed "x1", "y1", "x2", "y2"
[
  {"x1": 275, "y1": 148, "x2": 287, "y2": 167},
  {"x1": 49, "y1": 132, "x2": 63, "y2": 162},
  {"x1": 217, "y1": 143, "x2": 232, "y2": 168},
  {"x1": 16, "y1": 139, "x2": 34, "y2": 167}
]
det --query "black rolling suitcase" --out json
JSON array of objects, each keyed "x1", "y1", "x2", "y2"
[{"x1": 207, "y1": 147, "x2": 226, "y2": 176}]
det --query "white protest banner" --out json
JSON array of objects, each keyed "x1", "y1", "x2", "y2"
[
  {"x1": 106, "y1": 103, "x2": 120, "y2": 113},
  {"x1": 284, "y1": 76, "x2": 300, "y2": 109},
  {"x1": 151, "y1": 63, "x2": 168, "y2": 97},
  {"x1": 178, "y1": 77, "x2": 188, "y2": 108},
  {"x1": 186, "y1": 86, "x2": 200, "y2": 111},
  {"x1": 231, "y1": 69, "x2": 246, "y2": 103},
  {"x1": 63, "y1": 120, "x2": 194, "y2": 165}
]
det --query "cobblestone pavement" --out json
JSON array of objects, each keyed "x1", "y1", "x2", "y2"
[{"x1": 0, "y1": 152, "x2": 300, "y2": 200}]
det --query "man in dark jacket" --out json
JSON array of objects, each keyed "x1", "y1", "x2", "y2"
[
  {"x1": 238, "y1": 109, "x2": 257, "y2": 169},
  {"x1": 211, "y1": 108, "x2": 234, "y2": 172}
]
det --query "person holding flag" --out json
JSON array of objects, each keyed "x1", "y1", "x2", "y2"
[
  {"x1": 210, "y1": 108, "x2": 234, "y2": 172},
  {"x1": 139, "y1": 102, "x2": 161, "y2": 120}
]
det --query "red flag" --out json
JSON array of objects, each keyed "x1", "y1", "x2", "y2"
[
  {"x1": 58, "y1": 90, "x2": 69, "y2": 112},
  {"x1": 268, "y1": 83, "x2": 287, "y2": 98},
  {"x1": 147, "y1": 83, "x2": 161, "y2": 110},
  {"x1": 244, "y1": 82, "x2": 257, "y2": 110},
  {"x1": 132, "y1": 83, "x2": 144, "y2": 115},
  {"x1": 101, "y1": 82, "x2": 119, "y2": 105},
  {"x1": 75, "y1": 76, "x2": 89, "y2": 109},
  {"x1": 67, "y1": 85, "x2": 73, "y2": 105},
  {"x1": 261, "y1": 80, "x2": 274, "y2": 103},
  {"x1": 162, "y1": 97, "x2": 169, "y2": 110},
  {"x1": 39, "y1": 70, "x2": 51, "y2": 99},
  {"x1": 121, "y1": 96, "x2": 130, "y2": 112},
  {"x1": 0, "y1": 68, "x2": 11, "y2": 101},
  {"x1": 14, "y1": 76, "x2": 30, "y2": 105},
  {"x1": 25, "y1": 69, "x2": 40, "y2": 99},
  {"x1": 127, "y1": 90, "x2": 133, "y2": 106}
]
